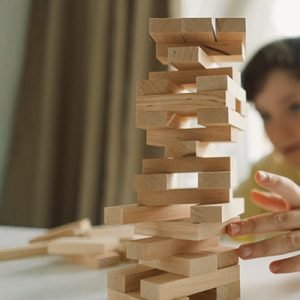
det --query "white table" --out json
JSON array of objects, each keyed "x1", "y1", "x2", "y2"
[{"x1": 1, "y1": 226, "x2": 300, "y2": 300}]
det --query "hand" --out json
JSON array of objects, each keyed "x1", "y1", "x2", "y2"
[{"x1": 226, "y1": 170, "x2": 300, "y2": 273}]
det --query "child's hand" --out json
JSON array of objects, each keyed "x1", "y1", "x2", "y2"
[{"x1": 226, "y1": 171, "x2": 300, "y2": 273}]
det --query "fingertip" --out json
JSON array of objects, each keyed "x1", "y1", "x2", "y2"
[
  {"x1": 226, "y1": 223, "x2": 241, "y2": 236},
  {"x1": 270, "y1": 262, "x2": 281, "y2": 273},
  {"x1": 256, "y1": 171, "x2": 270, "y2": 183}
]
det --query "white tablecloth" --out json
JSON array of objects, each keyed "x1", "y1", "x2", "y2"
[{"x1": 1, "y1": 226, "x2": 300, "y2": 300}]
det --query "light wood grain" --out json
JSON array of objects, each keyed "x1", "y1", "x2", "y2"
[{"x1": 140, "y1": 265, "x2": 240, "y2": 300}]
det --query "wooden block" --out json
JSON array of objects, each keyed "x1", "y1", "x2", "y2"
[
  {"x1": 197, "y1": 107, "x2": 245, "y2": 130},
  {"x1": 188, "y1": 281, "x2": 240, "y2": 300},
  {"x1": 105, "y1": 204, "x2": 192, "y2": 224},
  {"x1": 149, "y1": 18, "x2": 184, "y2": 43},
  {"x1": 126, "y1": 236, "x2": 218, "y2": 260},
  {"x1": 29, "y1": 218, "x2": 91, "y2": 243},
  {"x1": 142, "y1": 157, "x2": 232, "y2": 174},
  {"x1": 87, "y1": 224, "x2": 134, "y2": 240},
  {"x1": 137, "y1": 188, "x2": 232, "y2": 206},
  {"x1": 66, "y1": 251, "x2": 121, "y2": 269},
  {"x1": 164, "y1": 141, "x2": 217, "y2": 158},
  {"x1": 136, "y1": 91, "x2": 236, "y2": 114},
  {"x1": 149, "y1": 68, "x2": 241, "y2": 87},
  {"x1": 47, "y1": 237, "x2": 118, "y2": 255},
  {"x1": 168, "y1": 46, "x2": 216, "y2": 70},
  {"x1": 140, "y1": 251, "x2": 217, "y2": 277},
  {"x1": 0, "y1": 243, "x2": 48, "y2": 261},
  {"x1": 205, "y1": 245, "x2": 239, "y2": 269},
  {"x1": 156, "y1": 42, "x2": 244, "y2": 64},
  {"x1": 181, "y1": 18, "x2": 216, "y2": 43},
  {"x1": 140, "y1": 245, "x2": 238, "y2": 278},
  {"x1": 198, "y1": 171, "x2": 232, "y2": 189},
  {"x1": 236, "y1": 98, "x2": 248, "y2": 116},
  {"x1": 147, "y1": 127, "x2": 238, "y2": 146},
  {"x1": 134, "y1": 218, "x2": 236, "y2": 241},
  {"x1": 140, "y1": 265, "x2": 240, "y2": 300},
  {"x1": 136, "y1": 111, "x2": 189, "y2": 129},
  {"x1": 215, "y1": 18, "x2": 246, "y2": 42},
  {"x1": 191, "y1": 198, "x2": 244, "y2": 223},
  {"x1": 107, "y1": 289, "x2": 144, "y2": 300},
  {"x1": 164, "y1": 141, "x2": 198, "y2": 158},
  {"x1": 134, "y1": 174, "x2": 169, "y2": 191},
  {"x1": 107, "y1": 264, "x2": 162, "y2": 293},
  {"x1": 196, "y1": 75, "x2": 246, "y2": 101},
  {"x1": 137, "y1": 80, "x2": 182, "y2": 96},
  {"x1": 108, "y1": 289, "x2": 190, "y2": 300}
]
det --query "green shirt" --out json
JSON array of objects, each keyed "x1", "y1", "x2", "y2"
[{"x1": 235, "y1": 152, "x2": 300, "y2": 218}]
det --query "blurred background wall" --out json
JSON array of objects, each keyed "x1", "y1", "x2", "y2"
[{"x1": 0, "y1": 0, "x2": 298, "y2": 228}]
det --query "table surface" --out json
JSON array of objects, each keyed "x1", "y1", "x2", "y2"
[{"x1": 1, "y1": 226, "x2": 300, "y2": 300}]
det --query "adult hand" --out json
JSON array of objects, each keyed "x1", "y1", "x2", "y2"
[{"x1": 226, "y1": 170, "x2": 300, "y2": 273}]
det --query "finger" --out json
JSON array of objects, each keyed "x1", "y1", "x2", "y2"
[
  {"x1": 270, "y1": 254, "x2": 300, "y2": 273},
  {"x1": 255, "y1": 171, "x2": 300, "y2": 209},
  {"x1": 251, "y1": 189, "x2": 288, "y2": 212},
  {"x1": 237, "y1": 231, "x2": 300, "y2": 259},
  {"x1": 226, "y1": 210, "x2": 300, "y2": 236}
]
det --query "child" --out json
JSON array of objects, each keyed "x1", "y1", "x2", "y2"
[{"x1": 235, "y1": 37, "x2": 300, "y2": 218}]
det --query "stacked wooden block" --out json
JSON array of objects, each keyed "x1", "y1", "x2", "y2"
[
  {"x1": 105, "y1": 17, "x2": 246, "y2": 299},
  {"x1": 0, "y1": 219, "x2": 135, "y2": 269}
]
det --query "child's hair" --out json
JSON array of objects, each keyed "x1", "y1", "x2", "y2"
[{"x1": 242, "y1": 37, "x2": 300, "y2": 101}]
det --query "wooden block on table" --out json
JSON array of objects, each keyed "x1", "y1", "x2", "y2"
[
  {"x1": 137, "y1": 188, "x2": 231, "y2": 205},
  {"x1": 134, "y1": 217, "x2": 237, "y2": 241},
  {"x1": 104, "y1": 203, "x2": 192, "y2": 224},
  {"x1": 198, "y1": 171, "x2": 232, "y2": 189},
  {"x1": 156, "y1": 42, "x2": 245, "y2": 64},
  {"x1": 107, "y1": 264, "x2": 162, "y2": 293},
  {"x1": 215, "y1": 18, "x2": 246, "y2": 42},
  {"x1": 136, "y1": 91, "x2": 236, "y2": 114},
  {"x1": 168, "y1": 46, "x2": 216, "y2": 70},
  {"x1": 0, "y1": 243, "x2": 48, "y2": 261},
  {"x1": 197, "y1": 107, "x2": 245, "y2": 130},
  {"x1": 136, "y1": 111, "x2": 189, "y2": 129},
  {"x1": 66, "y1": 251, "x2": 121, "y2": 269},
  {"x1": 191, "y1": 198, "x2": 244, "y2": 223},
  {"x1": 149, "y1": 67, "x2": 241, "y2": 87},
  {"x1": 188, "y1": 281, "x2": 240, "y2": 300},
  {"x1": 126, "y1": 236, "x2": 218, "y2": 260},
  {"x1": 29, "y1": 218, "x2": 91, "y2": 243},
  {"x1": 181, "y1": 18, "x2": 215, "y2": 43},
  {"x1": 87, "y1": 224, "x2": 134, "y2": 240},
  {"x1": 140, "y1": 250, "x2": 217, "y2": 277},
  {"x1": 142, "y1": 157, "x2": 232, "y2": 174},
  {"x1": 47, "y1": 237, "x2": 118, "y2": 255},
  {"x1": 137, "y1": 79, "x2": 182, "y2": 96},
  {"x1": 147, "y1": 126, "x2": 238, "y2": 146},
  {"x1": 196, "y1": 75, "x2": 246, "y2": 101},
  {"x1": 140, "y1": 265, "x2": 239, "y2": 300},
  {"x1": 149, "y1": 18, "x2": 184, "y2": 43}
]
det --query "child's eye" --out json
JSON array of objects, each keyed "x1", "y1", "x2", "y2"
[{"x1": 289, "y1": 103, "x2": 300, "y2": 112}]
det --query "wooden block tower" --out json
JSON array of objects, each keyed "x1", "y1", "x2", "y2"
[{"x1": 105, "y1": 17, "x2": 246, "y2": 299}]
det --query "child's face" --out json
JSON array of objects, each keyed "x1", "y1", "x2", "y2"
[{"x1": 255, "y1": 70, "x2": 300, "y2": 167}]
